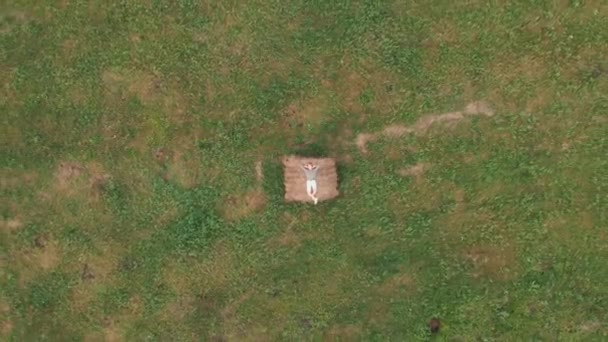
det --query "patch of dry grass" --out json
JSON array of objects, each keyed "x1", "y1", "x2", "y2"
[
  {"x1": 464, "y1": 244, "x2": 518, "y2": 281},
  {"x1": 11, "y1": 238, "x2": 61, "y2": 286},
  {"x1": 69, "y1": 243, "x2": 124, "y2": 314},
  {"x1": 0, "y1": 299, "x2": 12, "y2": 338}
]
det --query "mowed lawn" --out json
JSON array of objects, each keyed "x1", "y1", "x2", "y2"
[{"x1": 1, "y1": 1, "x2": 607, "y2": 340}]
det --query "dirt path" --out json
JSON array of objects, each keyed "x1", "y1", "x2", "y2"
[{"x1": 356, "y1": 101, "x2": 494, "y2": 154}]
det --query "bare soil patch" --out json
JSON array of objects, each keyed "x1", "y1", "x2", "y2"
[
  {"x1": 54, "y1": 161, "x2": 111, "y2": 198},
  {"x1": 254, "y1": 161, "x2": 263, "y2": 183},
  {"x1": 96, "y1": 296, "x2": 143, "y2": 342},
  {"x1": 38, "y1": 241, "x2": 60, "y2": 270},
  {"x1": 55, "y1": 162, "x2": 84, "y2": 189},
  {"x1": 396, "y1": 162, "x2": 429, "y2": 179},
  {"x1": 60, "y1": 38, "x2": 78, "y2": 59},
  {"x1": 25, "y1": 234, "x2": 60, "y2": 271},
  {"x1": 453, "y1": 188, "x2": 466, "y2": 211},
  {"x1": 355, "y1": 133, "x2": 378, "y2": 155},
  {"x1": 430, "y1": 18, "x2": 460, "y2": 45},
  {"x1": 162, "y1": 83, "x2": 192, "y2": 126},
  {"x1": 464, "y1": 244, "x2": 517, "y2": 281},
  {"x1": 163, "y1": 262, "x2": 194, "y2": 298},
  {"x1": 103, "y1": 323, "x2": 121, "y2": 342},
  {"x1": 70, "y1": 243, "x2": 123, "y2": 312},
  {"x1": 1, "y1": 321, "x2": 12, "y2": 338},
  {"x1": 1, "y1": 217, "x2": 23, "y2": 232},
  {"x1": 0, "y1": 10, "x2": 30, "y2": 35},
  {"x1": 383, "y1": 125, "x2": 414, "y2": 137},
  {"x1": 579, "y1": 321, "x2": 602, "y2": 333},
  {"x1": 356, "y1": 100, "x2": 494, "y2": 154},
  {"x1": 11, "y1": 238, "x2": 61, "y2": 286},
  {"x1": 0, "y1": 300, "x2": 11, "y2": 337},
  {"x1": 377, "y1": 273, "x2": 416, "y2": 296},
  {"x1": 87, "y1": 162, "x2": 111, "y2": 196},
  {"x1": 160, "y1": 296, "x2": 195, "y2": 323}
]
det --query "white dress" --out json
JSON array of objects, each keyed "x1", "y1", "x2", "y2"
[{"x1": 301, "y1": 165, "x2": 320, "y2": 204}]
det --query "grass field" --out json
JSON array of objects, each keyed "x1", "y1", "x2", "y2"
[{"x1": 1, "y1": 0, "x2": 607, "y2": 340}]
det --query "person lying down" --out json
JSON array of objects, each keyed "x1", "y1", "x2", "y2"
[{"x1": 300, "y1": 162, "x2": 319, "y2": 204}]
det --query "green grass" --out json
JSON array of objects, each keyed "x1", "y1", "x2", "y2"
[{"x1": 1, "y1": 0, "x2": 607, "y2": 340}]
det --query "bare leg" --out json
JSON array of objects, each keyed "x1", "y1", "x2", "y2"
[{"x1": 306, "y1": 180, "x2": 318, "y2": 205}]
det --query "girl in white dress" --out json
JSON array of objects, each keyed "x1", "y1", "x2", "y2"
[{"x1": 301, "y1": 162, "x2": 319, "y2": 204}]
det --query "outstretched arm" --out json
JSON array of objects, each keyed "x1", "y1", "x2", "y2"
[{"x1": 311, "y1": 165, "x2": 320, "y2": 178}]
